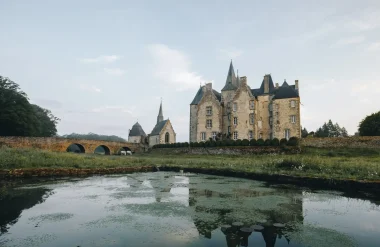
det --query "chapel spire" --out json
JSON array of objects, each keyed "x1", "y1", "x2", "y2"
[{"x1": 157, "y1": 99, "x2": 164, "y2": 124}]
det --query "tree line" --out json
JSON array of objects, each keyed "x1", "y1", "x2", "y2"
[
  {"x1": 302, "y1": 114, "x2": 380, "y2": 138},
  {"x1": 0, "y1": 76, "x2": 60, "y2": 137},
  {"x1": 61, "y1": 133, "x2": 126, "y2": 142}
]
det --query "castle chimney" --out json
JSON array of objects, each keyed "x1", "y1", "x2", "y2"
[
  {"x1": 240, "y1": 76, "x2": 247, "y2": 86},
  {"x1": 264, "y1": 75, "x2": 270, "y2": 93},
  {"x1": 295, "y1": 80, "x2": 299, "y2": 90},
  {"x1": 275, "y1": 83, "x2": 279, "y2": 89},
  {"x1": 205, "y1": 82, "x2": 212, "y2": 91}
]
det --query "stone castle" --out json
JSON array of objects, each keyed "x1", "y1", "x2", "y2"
[{"x1": 189, "y1": 61, "x2": 301, "y2": 142}]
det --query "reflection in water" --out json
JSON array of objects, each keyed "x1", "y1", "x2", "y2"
[
  {"x1": 0, "y1": 173, "x2": 379, "y2": 247},
  {"x1": 0, "y1": 183, "x2": 52, "y2": 235}
]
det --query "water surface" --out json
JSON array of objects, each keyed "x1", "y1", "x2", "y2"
[{"x1": 1, "y1": 172, "x2": 380, "y2": 247}]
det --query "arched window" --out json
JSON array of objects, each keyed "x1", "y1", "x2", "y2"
[{"x1": 165, "y1": 132, "x2": 170, "y2": 143}]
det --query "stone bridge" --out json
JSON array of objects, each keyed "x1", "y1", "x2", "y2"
[{"x1": 0, "y1": 137, "x2": 144, "y2": 154}]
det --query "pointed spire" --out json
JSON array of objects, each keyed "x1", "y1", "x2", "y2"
[
  {"x1": 157, "y1": 99, "x2": 164, "y2": 124},
  {"x1": 222, "y1": 60, "x2": 238, "y2": 91}
]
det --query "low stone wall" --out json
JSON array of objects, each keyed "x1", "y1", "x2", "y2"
[
  {"x1": 300, "y1": 136, "x2": 380, "y2": 149},
  {"x1": 150, "y1": 146, "x2": 301, "y2": 155}
]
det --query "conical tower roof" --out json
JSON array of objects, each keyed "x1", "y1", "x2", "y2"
[
  {"x1": 129, "y1": 122, "x2": 146, "y2": 137},
  {"x1": 222, "y1": 60, "x2": 238, "y2": 91}
]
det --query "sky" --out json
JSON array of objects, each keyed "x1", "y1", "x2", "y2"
[{"x1": 1, "y1": 0, "x2": 380, "y2": 142}]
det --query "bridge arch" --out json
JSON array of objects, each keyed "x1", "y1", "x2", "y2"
[
  {"x1": 94, "y1": 145, "x2": 111, "y2": 155},
  {"x1": 66, "y1": 143, "x2": 85, "y2": 153}
]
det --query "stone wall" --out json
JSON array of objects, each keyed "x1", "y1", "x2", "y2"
[
  {"x1": 0, "y1": 136, "x2": 142, "y2": 154},
  {"x1": 150, "y1": 146, "x2": 300, "y2": 155},
  {"x1": 272, "y1": 97, "x2": 301, "y2": 139},
  {"x1": 230, "y1": 82, "x2": 256, "y2": 140},
  {"x1": 301, "y1": 137, "x2": 380, "y2": 149},
  {"x1": 196, "y1": 86, "x2": 222, "y2": 142}
]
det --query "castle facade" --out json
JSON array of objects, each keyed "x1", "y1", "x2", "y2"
[{"x1": 189, "y1": 61, "x2": 301, "y2": 142}]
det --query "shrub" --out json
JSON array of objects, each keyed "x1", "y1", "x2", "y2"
[
  {"x1": 184, "y1": 142, "x2": 189, "y2": 147},
  {"x1": 216, "y1": 141, "x2": 223, "y2": 147},
  {"x1": 235, "y1": 139, "x2": 242, "y2": 146},
  {"x1": 264, "y1": 139, "x2": 271, "y2": 146},
  {"x1": 280, "y1": 138, "x2": 288, "y2": 146},
  {"x1": 287, "y1": 137, "x2": 300, "y2": 146},
  {"x1": 209, "y1": 141, "x2": 216, "y2": 147},
  {"x1": 271, "y1": 138, "x2": 280, "y2": 146},
  {"x1": 242, "y1": 139, "x2": 250, "y2": 146},
  {"x1": 257, "y1": 138, "x2": 265, "y2": 146},
  {"x1": 249, "y1": 139, "x2": 257, "y2": 146}
]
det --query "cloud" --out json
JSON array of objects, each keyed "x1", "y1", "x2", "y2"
[
  {"x1": 103, "y1": 68, "x2": 126, "y2": 76},
  {"x1": 91, "y1": 105, "x2": 136, "y2": 115},
  {"x1": 368, "y1": 42, "x2": 380, "y2": 51},
  {"x1": 147, "y1": 44, "x2": 207, "y2": 91},
  {"x1": 218, "y1": 48, "x2": 243, "y2": 60},
  {"x1": 334, "y1": 36, "x2": 366, "y2": 46},
  {"x1": 303, "y1": 78, "x2": 336, "y2": 91},
  {"x1": 79, "y1": 55, "x2": 121, "y2": 64},
  {"x1": 350, "y1": 12, "x2": 380, "y2": 31},
  {"x1": 79, "y1": 84, "x2": 102, "y2": 93}
]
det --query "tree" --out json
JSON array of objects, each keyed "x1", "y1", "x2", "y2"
[
  {"x1": 0, "y1": 76, "x2": 37, "y2": 136},
  {"x1": 301, "y1": 127, "x2": 309, "y2": 138},
  {"x1": 31, "y1": 104, "x2": 60, "y2": 137},
  {"x1": 0, "y1": 76, "x2": 60, "y2": 137},
  {"x1": 359, "y1": 111, "x2": 380, "y2": 136},
  {"x1": 315, "y1": 120, "x2": 348, "y2": 137}
]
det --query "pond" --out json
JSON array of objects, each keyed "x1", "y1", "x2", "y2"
[{"x1": 1, "y1": 172, "x2": 380, "y2": 247}]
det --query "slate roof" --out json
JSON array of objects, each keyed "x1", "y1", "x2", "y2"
[
  {"x1": 190, "y1": 87, "x2": 221, "y2": 105},
  {"x1": 129, "y1": 122, "x2": 146, "y2": 137},
  {"x1": 221, "y1": 82, "x2": 237, "y2": 91},
  {"x1": 150, "y1": 120, "x2": 168, "y2": 136},
  {"x1": 272, "y1": 81, "x2": 299, "y2": 99},
  {"x1": 222, "y1": 61, "x2": 238, "y2": 91}
]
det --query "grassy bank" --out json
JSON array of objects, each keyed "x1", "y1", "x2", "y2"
[{"x1": 1, "y1": 146, "x2": 380, "y2": 182}]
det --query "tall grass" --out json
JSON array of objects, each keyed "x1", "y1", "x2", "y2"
[{"x1": 1, "y1": 146, "x2": 380, "y2": 181}]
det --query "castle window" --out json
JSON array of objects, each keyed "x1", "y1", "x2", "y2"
[
  {"x1": 165, "y1": 132, "x2": 170, "y2": 143},
  {"x1": 249, "y1": 130, "x2": 253, "y2": 140},
  {"x1": 249, "y1": 114, "x2": 254, "y2": 125},
  {"x1": 249, "y1": 100, "x2": 255, "y2": 110},
  {"x1": 228, "y1": 126, "x2": 231, "y2": 134},
  {"x1": 233, "y1": 102, "x2": 237, "y2": 112},
  {"x1": 201, "y1": 132, "x2": 206, "y2": 141},
  {"x1": 206, "y1": 106, "x2": 212, "y2": 116},
  {"x1": 291, "y1": 100, "x2": 296, "y2": 108},
  {"x1": 291, "y1": 115, "x2": 296, "y2": 123},
  {"x1": 233, "y1": 131, "x2": 238, "y2": 140},
  {"x1": 212, "y1": 132, "x2": 217, "y2": 140},
  {"x1": 233, "y1": 117, "x2": 238, "y2": 125},
  {"x1": 206, "y1": 119, "x2": 212, "y2": 128},
  {"x1": 285, "y1": 129, "x2": 290, "y2": 140}
]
